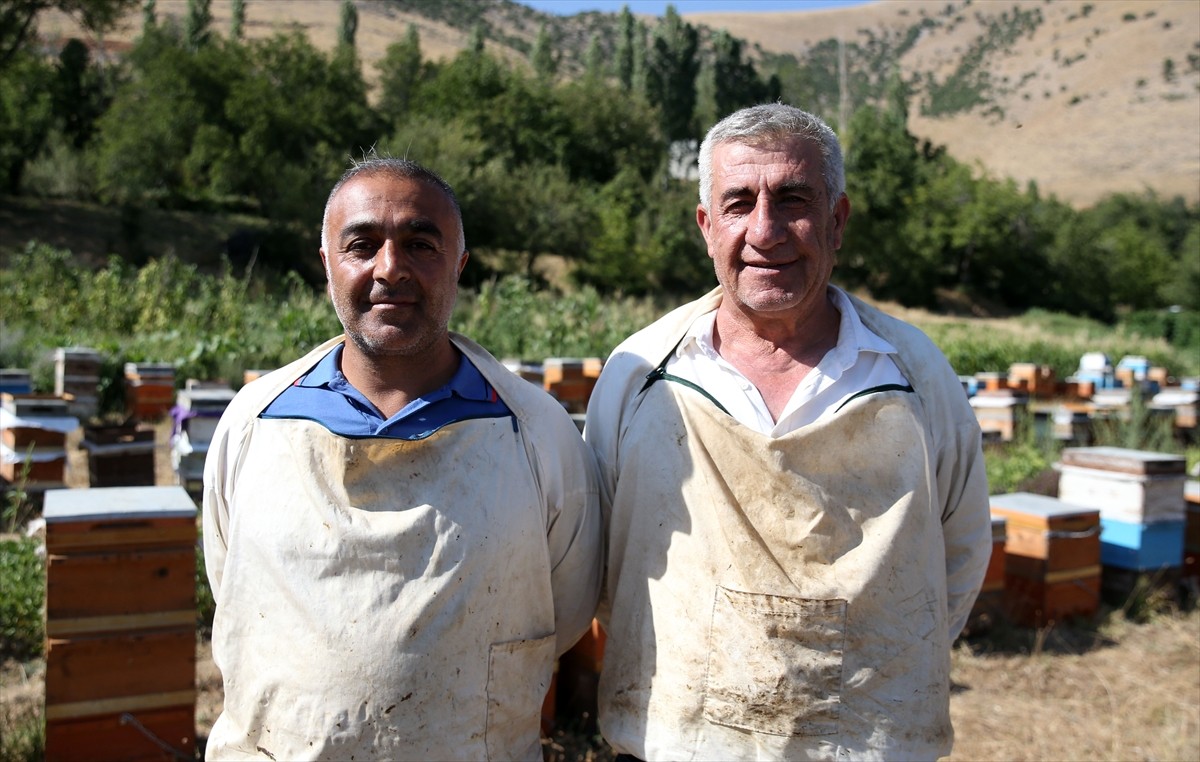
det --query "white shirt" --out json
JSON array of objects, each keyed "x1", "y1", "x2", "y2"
[{"x1": 666, "y1": 285, "x2": 908, "y2": 436}]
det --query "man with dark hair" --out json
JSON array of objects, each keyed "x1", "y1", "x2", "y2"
[
  {"x1": 203, "y1": 157, "x2": 601, "y2": 760},
  {"x1": 585, "y1": 104, "x2": 990, "y2": 761}
]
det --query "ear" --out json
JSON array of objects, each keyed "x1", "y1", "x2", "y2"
[
  {"x1": 456, "y1": 250, "x2": 470, "y2": 279},
  {"x1": 696, "y1": 204, "x2": 715, "y2": 258},
  {"x1": 829, "y1": 194, "x2": 851, "y2": 250},
  {"x1": 319, "y1": 248, "x2": 333, "y2": 296}
]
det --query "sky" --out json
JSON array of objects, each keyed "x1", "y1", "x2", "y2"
[{"x1": 519, "y1": 0, "x2": 872, "y2": 16}]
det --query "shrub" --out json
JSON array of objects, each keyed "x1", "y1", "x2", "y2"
[{"x1": 0, "y1": 538, "x2": 44, "y2": 662}]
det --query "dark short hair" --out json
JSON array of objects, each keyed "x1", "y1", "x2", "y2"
[{"x1": 321, "y1": 156, "x2": 465, "y2": 252}]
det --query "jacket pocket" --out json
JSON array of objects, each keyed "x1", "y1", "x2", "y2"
[
  {"x1": 703, "y1": 586, "x2": 846, "y2": 737},
  {"x1": 486, "y1": 634, "x2": 555, "y2": 761}
]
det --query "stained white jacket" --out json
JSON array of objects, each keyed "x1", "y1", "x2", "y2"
[
  {"x1": 585, "y1": 287, "x2": 990, "y2": 761},
  {"x1": 203, "y1": 334, "x2": 601, "y2": 761}
]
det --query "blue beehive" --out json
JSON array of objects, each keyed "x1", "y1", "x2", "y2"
[{"x1": 1099, "y1": 517, "x2": 1186, "y2": 571}]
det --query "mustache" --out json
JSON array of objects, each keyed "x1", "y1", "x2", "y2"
[{"x1": 366, "y1": 284, "x2": 422, "y2": 303}]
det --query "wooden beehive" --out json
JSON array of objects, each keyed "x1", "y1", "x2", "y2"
[
  {"x1": 1186, "y1": 480, "x2": 1200, "y2": 562},
  {"x1": 43, "y1": 486, "x2": 197, "y2": 762},
  {"x1": 55, "y1": 347, "x2": 101, "y2": 419},
  {"x1": 1, "y1": 394, "x2": 74, "y2": 489},
  {"x1": 543, "y1": 358, "x2": 602, "y2": 415},
  {"x1": 968, "y1": 516, "x2": 1008, "y2": 630},
  {"x1": 969, "y1": 390, "x2": 1026, "y2": 442},
  {"x1": 989, "y1": 492, "x2": 1102, "y2": 627},
  {"x1": 1057, "y1": 447, "x2": 1187, "y2": 525},
  {"x1": 124, "y1": 363, "x2": 176, "y2": 422},
  {"x1": 82, "y1": 424, "x2": 157, "y2": 488}
]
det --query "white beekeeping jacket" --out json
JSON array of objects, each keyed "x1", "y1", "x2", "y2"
[
  {"x1": 586, "y1": 288, "x2": 990, "y2": 761},
  {"x1": 203, "y1": 335, "x2": 601, "y2": 761}
]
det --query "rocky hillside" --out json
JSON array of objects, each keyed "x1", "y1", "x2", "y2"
[{"x1": 35, "y1": 0, "x2": 1200, "y2": 208}]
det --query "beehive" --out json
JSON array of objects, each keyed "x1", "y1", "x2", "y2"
[
  {"x1": 43, "y1": 486, "x2": 196, "y2": 761},
  {"x1": 124, "y1": 363, "x2": 176, "y2": 422},
  {"x1": 543, "y1": 358, "x2": 602, "y2": 415},
  {"x1": 990, "y1": 492, "x2": 1102, "y2": 627},
  {"x1": 82, "y1": 423, "x2": 157, "y2": 488},
  {"x1": 55, "y1": 347, "x2": 101, "y2": 419}
]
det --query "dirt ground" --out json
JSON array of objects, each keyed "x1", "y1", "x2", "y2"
[{"x1": 3, "y1": 423, "x2": 1198, "y2": 760}]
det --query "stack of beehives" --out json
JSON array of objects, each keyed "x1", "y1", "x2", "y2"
[
  {"x1": 172, "y1": 382, "x2": 236, "y2": 498},
  {"x1": 55, "y1": 347, "x2": 101, "y2": 420},
  {"x1": 989, "y1": 492, "x2": 1102, "y2": 627},
  {"x1": 1056, "y1": 446, "x2": 1187, "y2": 596},
  {"x1": 0, "y1": 394, "x2": 78, "y2": 493},
  {"x1": 124, "y1": 362, "x2": 176, "y2": 422}
]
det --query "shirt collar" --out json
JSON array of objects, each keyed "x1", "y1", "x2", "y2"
[
  {"x1": 298, "y1": 343, "x2": 495, "y2": 402},
  {"x1": 677, "y1": 285, "x2": 897, "y2": 374}
]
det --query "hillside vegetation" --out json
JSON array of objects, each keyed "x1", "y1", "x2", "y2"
[{"x1": 35, "y1": 0, "x2": 1200, "y2": 208}]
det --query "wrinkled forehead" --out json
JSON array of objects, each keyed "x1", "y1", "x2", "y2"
[{"x1": 711, "y1": 137, "x2": 826, "y2": 189}]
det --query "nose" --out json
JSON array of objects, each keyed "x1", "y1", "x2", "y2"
[
  {"x1": 372, "y1": 240, "x2": 408, "y2": 284},
  {"x1": 745, "y1": 197, "x2": 786, "y2": 250}
]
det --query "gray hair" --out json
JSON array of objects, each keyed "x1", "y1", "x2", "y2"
[
  {"x1": 320, "y1": 156, "x2": 466, "y2": 254},
  {"x1": 697, "y1": 103, "x2": 845, "y2": 212}
]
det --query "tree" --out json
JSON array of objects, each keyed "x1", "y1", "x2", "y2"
[
  {"x1": 142, "y1": 0, "x2": 156, "y2": 32},
  {"x1": 583, "y1": 34, "x2": 603, "y2": 82},
  {"x1": 338, "y1": 0, "x2": 357, "y2": 51},
  {"x1": 376, "y1": 25, "x2": 423, "y2": 124},
  {"x1": 643, "y1": 6, "x2": 700, "y2": 143},
  {"x1": 708, "y1": 30, "x2": 767, "y2": 122},
  {"x1": 53, "y1": 37, "x2": 110, "y2": 149},
  {"x1": 0, "y1": 50, "x2": 54, "y2": 191},
  {"x1": 615, "y1": 5, "x2": 635, "y2": 90},
  {"x1": 1, "y1": 0, "x2": 138, "y2": 69},
  {"x1": 230, "y1": 0, "x2": 245, "y2": 40},
  {"x1": 531, "y1": 23, "x2": 556, "y2": 82},
  {"x1": 185, "y1": 0, "x2": 212, "y2": 50}
]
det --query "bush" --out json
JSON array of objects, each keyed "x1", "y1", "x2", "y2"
[{"x1": 0, "y1": 538, "x2": 44, "y2": 663}]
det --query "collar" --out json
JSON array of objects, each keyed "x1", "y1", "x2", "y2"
[
  {"x1": 298, "y1": 343, "x2": 496, "y2": 403},
  {"x1": 676, "y1": 285, "x2": 898, "y2": 378}
]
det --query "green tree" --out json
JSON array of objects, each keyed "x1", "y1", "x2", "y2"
[
  {"x1": 52, "y1": 37, "x2": 110, "y2": 149},
  {"x1": 841, "y1": 100, "x2": 928, "y2": 304},
  {"x1": 0, "y1": 50, "x2": 54, "y2": 192},
  {"x1": 142, "y1": 0, "x2": 156, "y2": 32},
  {"x1": 376, "y1": 25, "x2": 424, "y2": 125},
  {"x1": 531, "y1": 23, "x2": 556, "y2": 82},
  {"x1": 615, "y1": 5, "x2": 635, "y2": 90},
  {"x1": 706, "y1": 30, "x2": 767, "y2": 125},
  {"x1": 185, "y1": 0, "x2": 212, "y2": 50},
  {"x1": 1, "y1": 0, "x2": 137, "y2": 69},
  {"x1": 583, "y1": 34, "x2": 604, "y2": 82},
  {"x1": 230, "y1": 0, "x2": 245, "y2": 40},
  {"x1": 643, "y1": 5, "x2": 699, "y2": 143},
  {"x1": 338, "y1": 0, "x2": 357, "y2": 51}
]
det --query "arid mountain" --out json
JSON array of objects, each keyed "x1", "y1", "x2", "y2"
[
  {"x1": 35, "y1": 0, "x2": 1200, "y2": 208},
  {"x1": 688, "y1": 0, "x2": 1200, "y2": 207}
]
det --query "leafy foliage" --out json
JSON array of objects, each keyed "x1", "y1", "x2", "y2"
[{"x1": 0, "y1": 538, "x2": 44, "y2": 662}]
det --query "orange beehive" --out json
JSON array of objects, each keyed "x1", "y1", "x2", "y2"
[
  {"x1": 43, "y1": 486, "x2": 197, "y2": 762},
  {"x1": 543, "y1": 358, "x2": 602, "y2": 415},
  {"x1": 990, "y1": 492, "x2": 1102, "y2": 627}
]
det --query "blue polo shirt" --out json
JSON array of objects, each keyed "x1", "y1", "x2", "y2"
[{"x1": 260, "y1": 344, "x2": 513, "y2": 440}]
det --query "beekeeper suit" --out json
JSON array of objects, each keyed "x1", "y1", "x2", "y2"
[
  {"x1": 202, "y1": 158, "x2": 601, "y2": 761},
  {"x1": 203, "y1": 334, "x2": 600, "y2": 761},
  {"x1": 585, "y1": 105, "x2": 990, "y2": 762}
]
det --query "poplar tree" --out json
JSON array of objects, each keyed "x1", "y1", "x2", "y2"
[{"x1": 230, "y1": 0, "x2": 245, "y2": 40}]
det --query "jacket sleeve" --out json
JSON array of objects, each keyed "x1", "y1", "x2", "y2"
[
  {"x1": 937, "y1": 406, "x2": 992, "y2": 639},
  {"x1": 539, "y1": 415, "x2": 603, "y2": 657},
  {"x1": 201, "y1": 404, "x2": 239, "y2": 602}
]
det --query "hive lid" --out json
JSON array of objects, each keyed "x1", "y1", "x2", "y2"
[
  {"x1": 989, "y1": 492, "x2": 1099, "y2": 521},
  {"x1": 44, "y1": 486, "x2": 196, "y2": 522},
  {"x1": 1059, "y1": 446, "x2": 1185, "y2": 476}
]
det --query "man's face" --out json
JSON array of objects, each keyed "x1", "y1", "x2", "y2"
[
  {"x1": 320, "y1": 173, "x2": 467, "y2": 359},
  {"x1": 697, "y1": 137, "x2": 850, "y2": 320}
]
